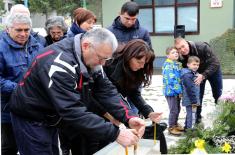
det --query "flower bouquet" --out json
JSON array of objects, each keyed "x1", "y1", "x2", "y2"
[{"x1": 168, "y1": 93, "x2": 235, "y2": 154}]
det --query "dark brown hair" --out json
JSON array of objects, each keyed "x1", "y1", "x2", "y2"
[
  {"x1": 121, "y1": 1, "x2": 139, "y2": 16},
  {"x1": 73, "y1": 8, "x2": 97, "y2": 26},
  {"x1": 111, "y1": 39, "x2": 155, "y2": 90}
]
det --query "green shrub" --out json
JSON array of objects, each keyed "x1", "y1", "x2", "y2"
[{"x1": 210, "y1": 29, "x2": 235, "y2": 75}]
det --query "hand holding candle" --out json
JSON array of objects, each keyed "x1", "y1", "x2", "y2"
[{"x1": 128, "y1": 117, "x2": 146, "y2": 138}]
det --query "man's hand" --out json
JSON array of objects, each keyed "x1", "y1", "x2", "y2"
[
  {"x1": 128, "y1": 117, "x2": 145, "y2": 138},
  {"x1": 194, "y1": 74, "x2": 205, "y2": 85},
  {"x1": 148, "y1": 112, "x2": 163, "y2": 123},
  {"x1": 116, "y1": 128, "x2": 139, "y2": 147}
]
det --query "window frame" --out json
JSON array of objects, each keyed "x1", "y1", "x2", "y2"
[{"x1": 133, "y1": 0, "x2": 200, "y2": 36}]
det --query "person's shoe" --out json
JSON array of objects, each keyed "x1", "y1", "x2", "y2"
[
  {"x1": 175, "y1": 123, "x2": 184, "y2": 131},
  {"x1": 168, "y1": 127, "x2": 183, "y2": 136}
]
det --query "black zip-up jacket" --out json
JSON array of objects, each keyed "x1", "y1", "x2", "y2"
[
  {"x1": 179, "y1": 41, "x2": 220, "y2": 79},
  {"x1": 104, "y1": 58, "x2": 153, "y2": 118},
  {"x1": 9, "y1": 35, "x2": 137, "y2": 142}
]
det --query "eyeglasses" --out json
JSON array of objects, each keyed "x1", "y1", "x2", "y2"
[
  {"x1": 90, "y1": 44, "x2": 113, "y2": 62},
  {"x1": 94, "y1": 51, "x2": 113, "y2": 62}
]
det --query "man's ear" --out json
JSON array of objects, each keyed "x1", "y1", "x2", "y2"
[
  {"x1": 187, "y1": 63, "x2": 190, "y2": 68},
  {"x1": 81, "y1": 41, "x2": 90, "y2": 51},
  {"x1": 6, "y1": 27, "x2": 10, "y2": 33}
]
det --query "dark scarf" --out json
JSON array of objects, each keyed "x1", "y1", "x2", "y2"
[{"x1": 70, "y1": 22, "x2": 86, "y2": 35}]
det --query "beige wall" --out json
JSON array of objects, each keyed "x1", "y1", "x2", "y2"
[{"x1": 102, "y1": 0, "x2": 234, "y2": 57}]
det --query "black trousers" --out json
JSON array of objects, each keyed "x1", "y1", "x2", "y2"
[
  {"x1": 143, "y1": 123, "x2": 168, "y2": 154},
  {"x1": 1, "y1": 123, "x2": 18, "y2": 155},
  {"x1": 59, "y1": 129, "x2": 106, "y2": 155},
  {"x1": 11, "y1": 113, "x2": 59, "y2": 155},
  {"x1": 196, "y1": 67, "x2": 223, "y2": 123}
]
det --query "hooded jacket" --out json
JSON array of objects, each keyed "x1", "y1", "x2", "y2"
[
  {"x1": 108, "y1": 16, "x2": 152, "y2": 48},
  {"x1": 180, "y1": 68, "x2": 200, "y2": 106},
  {"x1": 162, "y1": 59, "x2": 182, "y2": 97},
  {"x1": 0, "y1": 31, "x2": 43, "y2": 123},
  {"x1": 9, "y1": 34, "x2": 137, "y2": 142}
]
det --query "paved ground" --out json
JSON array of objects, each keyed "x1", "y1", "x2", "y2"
[{"x1": 142, "y1": 75, "x2": 235, "y2": 148}]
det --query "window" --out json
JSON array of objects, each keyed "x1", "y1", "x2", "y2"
[{"x1": 133, "y1": 0, "x2": 199, "y2": 36}]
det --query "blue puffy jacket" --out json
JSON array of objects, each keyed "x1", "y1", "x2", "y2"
[
  {"x1": 108, "y1": 16, "x2": 152, "y2": 48},
  {"x1": 162, "y1": 59, "x2": 182, "y2": 96},
  {"x1": 180, "y1": 68, "x2": 200, "y2": 106},
  {"x1": 0, "y1": 31, "x2": 43, "y2": 123}
]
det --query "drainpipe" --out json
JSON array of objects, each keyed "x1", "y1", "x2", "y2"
[
  {"x1": 24, "y1": 0, "x2": 28, "y2": 8},
  {"x1": 83, "y1": 0, "x2": 87, "y2": 9},
  {"x1": 233, "y1": 0, "x2": 235, "y2": 28}
]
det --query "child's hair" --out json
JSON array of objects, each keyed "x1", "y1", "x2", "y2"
[
  {"x1": 187, "y1": 56, "x2": 200, "y2": 64},
  {"x1": 165, "y1": 46, "x2": 177, "y2": 55}
]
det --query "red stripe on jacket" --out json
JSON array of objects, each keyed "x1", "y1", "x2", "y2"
[{"x1": 19, "y1": 50, "x2": 55, "y2": 86}]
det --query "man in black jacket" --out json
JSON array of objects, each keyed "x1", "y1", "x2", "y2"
[
  {"x1": 175, "y1": 37, "x2": 223, "y2": 123},
  {"x1": 9, "y1": 28, "x2": 145, "y2": 155}
]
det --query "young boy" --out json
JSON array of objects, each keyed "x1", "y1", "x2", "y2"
[
  {"x1": 181, "y1": 56, "x2": 200, "y2": 130},
  {"x1": 162, "y1": 47, "x2": 184, "y2": 135}
]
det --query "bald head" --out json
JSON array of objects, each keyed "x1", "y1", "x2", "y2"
[{"x1": 10, "y1": 4, "x2": 30, "y2": 16}]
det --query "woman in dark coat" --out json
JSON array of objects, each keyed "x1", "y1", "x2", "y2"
[
  {"x1": 104, "y1": 39, "x2": 167, "y2": 153},
  {"x1": 67, "y1": 7, "x2": 96, "y2": 37},
  {"x1": 44, "y1": 16, "x2": 68, "y2": 46}
]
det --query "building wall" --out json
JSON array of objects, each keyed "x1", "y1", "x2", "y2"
[{"x1": 102, "y1": 0, "x2": 234, "y2": 68}]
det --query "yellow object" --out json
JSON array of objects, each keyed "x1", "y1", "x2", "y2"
[
  {"x1": 222, "y1": 142, "x2": 231, "y2": 153},
  {"x1": 195, "y1": 139, "x2": 205, "y2": 150},
  {"x1": 154, "y1": 123, "x2": 156, "y2": 145},
  {"x1": 191, "y1": 139, "x2": 207, "y2": 154},
  {"x1": 125, "y1": 147, "x2": 128, "y2": 155}
]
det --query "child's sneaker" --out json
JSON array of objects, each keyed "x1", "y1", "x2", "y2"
[{"x1": 168, "y1": 127, "x2": 183, "y2": 136}]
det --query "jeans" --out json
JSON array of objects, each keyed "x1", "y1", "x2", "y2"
[
  {"x1": 185, "y1": 106, "x2": 197, "y2": 129},
  {"x1": 1, "y1": 123, "x2": 18, "y2": 155},
  {"x1": 196, "y1": 67, "x2": 223, "y2": 123},
  {"x1": 127, "y1": 97, "x2": 139, "y2": 114},
  {"x1": 165, "y1": 96, "x2": 181, "y2": 128},
  {"x1": 11, "y1": 113, "x2": 59, "y2": 155}
]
